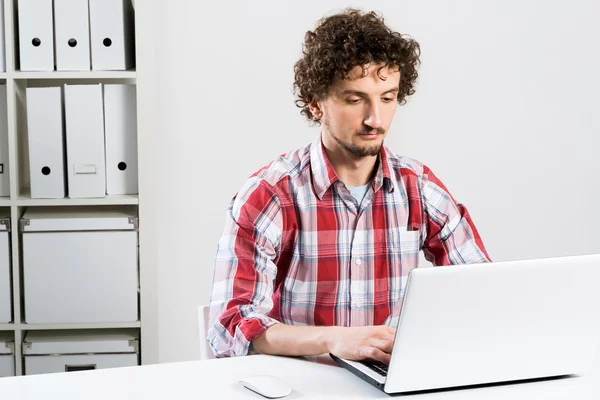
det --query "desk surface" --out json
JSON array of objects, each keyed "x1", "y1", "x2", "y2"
[{"x1": 1, "y1": 352, "x2": 600, "y2": 399}]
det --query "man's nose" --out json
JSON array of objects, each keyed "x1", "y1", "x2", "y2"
[{"x1": 364, "y1": 103, "x2": 382, "y2": 130}]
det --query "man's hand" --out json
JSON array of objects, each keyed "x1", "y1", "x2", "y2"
[
  {"x1": 326, "y1": 326, "x2": 396, "y2": 365},
  {"x1": 251, "y1": 324, "x2": 396, "y2": 364}
]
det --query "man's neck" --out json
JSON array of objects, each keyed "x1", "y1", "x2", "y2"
[{"x1": 322, "y1": 143, "x2": 379, "y2": 187}]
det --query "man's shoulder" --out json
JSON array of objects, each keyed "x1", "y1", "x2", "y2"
[
  {"x1": 248, "y1": 142, "x2": 312, "y2": 189},
  {"x1": 384, "y1": 146, "x2": 426, "y2": 179},
  {"x1": 384, "y1": 148, "x2": 451, "y2": 194}
]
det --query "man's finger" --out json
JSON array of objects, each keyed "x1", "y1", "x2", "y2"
[
  {"x1": 360, "y1": 346, "x2": 391, "y2": 365},
  {"x1": 375, "y1": 330, "x2": 396, "y2": 343},
  {"x1": 369, "y1": 339, "x2": 393, "y2": 354},
  {"x1": 386, "y1": 326, "x2": 396, "y2": 335},
  {"x1": 376, "y1": 326, "x2": 396, "y2": 339}
]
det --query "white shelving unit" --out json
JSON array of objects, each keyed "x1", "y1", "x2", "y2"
[
  {"x1": 0, "y1": 0, "x2": 150, "y2": 376},
  {"x1": 10, "y1": 69, "x2": 136, "y2": 80},
  {"x1": 0, "y1": 322, "x2": 141, "y2": 331}
]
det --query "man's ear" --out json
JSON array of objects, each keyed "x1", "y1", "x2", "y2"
[{"x1": 308, "y1": 99, "x2": 323, "y2": 120}]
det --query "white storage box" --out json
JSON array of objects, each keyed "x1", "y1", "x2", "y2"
[
  {"x1": 0, "y1": 216, "x2": 11, "y2": 323},
  {"x1": 0, "y1": 332, "x2": 15, "y2": 377},
  {"x1": 21, "y1": 207, "x2": 139, "y2": 323},
  {"x1": 23, "y1": 330, "x2": 139, "y2": 375}
]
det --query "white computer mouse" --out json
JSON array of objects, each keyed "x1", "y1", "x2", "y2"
[{"x1": 239, "y1": 374, "x2": 292, "y2": 399}]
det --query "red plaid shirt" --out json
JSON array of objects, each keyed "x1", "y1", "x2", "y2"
[{"x1": 208, "y1": 135, "x2": 491, "y2": 357}]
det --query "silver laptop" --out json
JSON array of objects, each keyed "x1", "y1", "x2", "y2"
[{"x1": 331, "y1": 253, "x2": 600, "y2": 394}]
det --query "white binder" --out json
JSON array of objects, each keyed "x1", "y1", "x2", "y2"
[
  {"x1": 26, "y1": 87, "x2": 67, "y2": 199},
  {"x1": 54, "y1": 0, "x2": 91, "y2": 71},
  {"x1": 17, "y1": 0, "x2": 55, "y2": 71},
  {"x1": 104, "y1": 84, "x2": 138, "y2": 195},
  {"x1": 64, "y1": 84, "x2": 106, "y2": 198},
  {"x1": 0, "y1": 0, "x2": 6, "y2": 72},
  {"x1": 89, "y1": 0, "x2": 135, "y2": 71},
  {"x1": 0, "y1": 85, "x2": 9, "y2": 197},
  {"x1": 0, "y1": 216, "x2": 10, "y2": 324}
]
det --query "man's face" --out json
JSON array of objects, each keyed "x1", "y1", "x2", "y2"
[{"x1": 315, "y1": 63, "x2": 400, "y2": 158}]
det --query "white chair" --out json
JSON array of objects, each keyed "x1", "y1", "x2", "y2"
[{"x1": 198, "y1": 305, "x2": 216, "y2": 360}]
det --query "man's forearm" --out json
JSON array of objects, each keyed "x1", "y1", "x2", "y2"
[
  {"x1": 251, "y1": 323, "x2": 396, "y2": 364},
  {"x1": 251, "y1": 323, "x2": 338, "y2": 356}
]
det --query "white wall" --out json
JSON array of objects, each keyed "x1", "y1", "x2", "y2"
[{"x1": 148, "y1": 0, "x2": 600, "y2": 363}]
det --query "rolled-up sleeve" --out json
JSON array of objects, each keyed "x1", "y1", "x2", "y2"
[
  {"x1": 207, "y1": 177, "x2": 283, "y2": 357},
  {"x1": 420, "y1": 165, "x2": 492, "y2": 266}
]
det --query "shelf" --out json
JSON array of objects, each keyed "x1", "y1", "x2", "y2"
[
  {"x1": 18, "y1": 321, "x2": 141, "y2": 330},
  {"x1": 10, "y1": 68, "x2": 136, "y2": 80},
  {"x1": 0, "y1": 72, "x2": 6, "y2": 79},
  {"x1": 0, "y1": 197, "x2": 10, "y2": 206},
  {"x1": 16, "y1": 193, "x2": 139, "y2": 206},
  {"x1": 0, "y1": 323, "x2": 16, "y2": 331}
]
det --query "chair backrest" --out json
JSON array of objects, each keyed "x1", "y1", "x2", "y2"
[{"x1": 198, "y1": 305, "x2": 216, "y2": 360}]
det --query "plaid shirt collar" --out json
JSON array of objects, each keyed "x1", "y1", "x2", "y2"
[{"x1": 309, "y1": 134, "x2": 395, "y2": 200}]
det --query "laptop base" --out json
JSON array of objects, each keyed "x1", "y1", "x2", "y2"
[{"x1": 329, "y1": 354, "x2": 385, "y2": 391}]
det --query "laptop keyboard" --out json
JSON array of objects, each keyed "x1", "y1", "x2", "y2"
[{"x1": 360, "y1": 360, "x2": 389, "y2": 377}]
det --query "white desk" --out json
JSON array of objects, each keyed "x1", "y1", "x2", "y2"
[{"x1": 0, "y1": 352, "x2": 599, "y2": 399}]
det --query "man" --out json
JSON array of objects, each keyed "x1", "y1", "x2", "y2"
[{"x1": 208, "y1": 8, "x2": 491, "y2": 364}]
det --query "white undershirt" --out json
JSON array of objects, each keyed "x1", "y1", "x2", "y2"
[{"x1": 348, "y1": 182, "x2": 371, "y2": 206}]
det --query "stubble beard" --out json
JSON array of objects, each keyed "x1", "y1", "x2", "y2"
[{"x1": 323, "y1": 116, "x2": 384, "y2": 158}]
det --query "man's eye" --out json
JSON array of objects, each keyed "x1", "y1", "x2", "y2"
[
  {"x1": 382, "y1": 97, "x2": 395, "y2": 102},
  {"x1": 347, "y1": 98, "x2": 362, "y2": 104}
]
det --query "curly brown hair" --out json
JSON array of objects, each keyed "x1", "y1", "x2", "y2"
[{"x1": 294, "y1": 9, "x2": 421, "y2": 124}]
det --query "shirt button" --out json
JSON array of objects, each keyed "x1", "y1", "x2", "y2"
[
  {"x1": 354, "y1": 301, "x2": 362, "y2": 308},
  {"x1": 355, "y1": 258, "x2": 362, "y2": 265}
]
